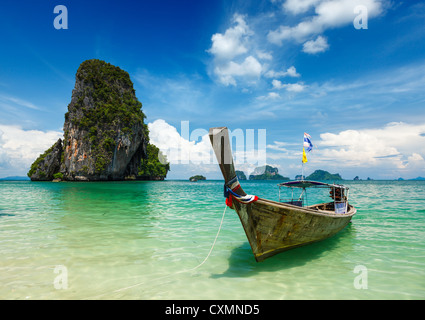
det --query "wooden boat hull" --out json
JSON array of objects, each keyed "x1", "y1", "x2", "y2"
[
  {"x1": 209, "y1": 126, "x2": 356, "y2": 262},
  {"x1": 231, "y1": 198, "x2": 356, "y2": 262}
]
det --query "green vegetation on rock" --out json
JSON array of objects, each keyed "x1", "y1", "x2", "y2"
[
  {"x1": 27, "y1": 144, "x2": 55, "y2": 178},
  {"x1": 53, "y1": 172, "x2": 64, "y2": 180},
  {"x1": 189, "y1": 175, "x2": 206, "y2": 181},
  {"x1": 138, "y1": 144, "x2": 170, "y2": 179},
  {"x1": 306, "y1": 170, "x2": 342, "y2": 181},
  {"x1": 27, "y1": 139, "x2": 62, "y2": 181},
  {"x1": 71, "y1": 59, "x2": 146, "y2": 130}
]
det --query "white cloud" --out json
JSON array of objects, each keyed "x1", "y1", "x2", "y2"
[
  {"x1": 208, "y1": 14, "x2": 251, "y2": 61},
  {"x1": 207, "y1": 1, "x2": 386, "y2": 88},
  {"x1": 267, "y1": 141, "x2": 294, "y2": 155},
  {"x1": 302, "y1": 35, "x2": 329, "y2": 54},
  {"x1": 272, "y1": 80, "x2": 307, "y2": 92},
  {"x1": 148, "y1": 119, "x2": 268, "y2": 178},
  {"x1": 147, "y1": 119, "x2": 222, "y2": 179},
  {"x1": 287, "y1": 83, "x2": 307, "y2": 92},
  {"x1": 284, "y1": 66, "x2": 300, "y2": 77},
  {"x1": 283, "y1": 0, "x2": 322, "y2": 14},
  {"x1": 268, "y1": 0, "x2": 384, "y2": 44},
  {"x1": 0, "y1": 125, "x2": 62, "y2": 177},
  {"x1": 214, "y1": 56, "x2": 263, "y2": 86},
  {"x1": 257, "y1": 92, "x2": 281, "y2": 100},
  {"x1": 0, "y1": 94, "x2": 41, "y2": 111},
  {"x1": 0, "y1": 130, "x2": 7, "y2": 168},
  {"x1": 148, "y1": 119, "x2": 213, "y2": 165},
  {"x1": 256, "y1": 50, "x2": 273, "y2": 60},
  {"x1": 264, "y1": 121, "x2": 425, "y2": 179},
  {"x1": 208, "y1": 14, "x2": 266, "y2": 86},
  {"x1": 265, "y1": 66, "x2": 300, "y2": 78},
  {"x1": 316, "y1": 122, "x2": 425, "y2": 174},
  {"x1": 267, "y1": 26, "x2": 292, "y2": 46},
  {"x1": 272, "y1": 79, "x2": 284, "y2": 89}
]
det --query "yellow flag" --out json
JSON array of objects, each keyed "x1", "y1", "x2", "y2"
[{"x1": 302, "y1": 147, "x2": 308, "y2": 163}]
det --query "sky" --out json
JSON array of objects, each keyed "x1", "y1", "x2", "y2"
[{"x1": 0, "y1": 0, "x2": 425, "y2": 180}]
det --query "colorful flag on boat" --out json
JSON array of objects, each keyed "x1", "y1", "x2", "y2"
[
  {"x1": 303, "y1": 133, "x2": 313, "y2": 152},
  {"x1": 302, "y1": 148, "x2": 308, "y2": 163}
]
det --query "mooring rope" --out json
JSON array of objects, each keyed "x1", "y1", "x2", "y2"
[
  {"x1": 187, "y1": 204, "x2": 227, "y2": 272},
  {"x1": 83, "y1": 204, "x2": 227, "y2": 299}
]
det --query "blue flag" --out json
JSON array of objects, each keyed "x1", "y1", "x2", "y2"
[{"x1": 303, "y1": 133, "x2": 313, "y2": 152}]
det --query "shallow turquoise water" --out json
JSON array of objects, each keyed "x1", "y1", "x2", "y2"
[{"x1": 0, "y1": 180, "x2": 424, "y2": 299}]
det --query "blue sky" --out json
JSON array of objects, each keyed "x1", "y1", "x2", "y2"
[{"x1": 1, "y1": 0, "x2": 425, "y2": 179}]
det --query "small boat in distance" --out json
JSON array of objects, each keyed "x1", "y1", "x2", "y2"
[{"x1": 209, "y1": 127, "x2": 356, "y2": 262}]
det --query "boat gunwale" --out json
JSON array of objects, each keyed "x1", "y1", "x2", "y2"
[{"x1": 255, "y1": 197, "x2": 357, "y2": 218}]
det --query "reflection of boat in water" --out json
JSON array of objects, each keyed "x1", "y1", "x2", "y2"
[{"x1": 209, "y1": 127, "x2": 357, "y2": 262}]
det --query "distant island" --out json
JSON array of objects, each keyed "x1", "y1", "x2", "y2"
[
  {"x1": 249, "y1": 165, "x2": 289, "y2": 181},
  {"x1": 305, "y1": 170, "x2": 342, "y2": 181},
  {"x1": 354, "y1": 176, "x2": 373, "y2": 181},
  {"x1": 235, "y1": 170, "x2": 247, "y2": 180},
  {"x1": 0, "y1": 176, "x2": 30, "y2": 181},
  {"x1": 242, "y1": 166, "x2": 344, "y2": 181},
  {"x1": 397, "y1": 177, "x2": 425, "y2": 181},
  {"x1": 27, "y1": 59, "x2": 169, "y2": 182},
  {"x1": 189, "y1": 175, "x2": 206, "y2": 182}
]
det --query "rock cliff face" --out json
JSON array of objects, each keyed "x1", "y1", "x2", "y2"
[
  {"x1": 62, "y1": 59, "x2": 147, "y2": 181},
  {"x1": 249, "y1": 165, "x2": 289, "y2": 180},
  {"x1": 28, "y1": 59, "x2": 168, "y2": 181},
  {"x1": 28, "y1": 139, "x2": 63, "y2": 181}
]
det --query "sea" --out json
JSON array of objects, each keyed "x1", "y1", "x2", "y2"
[{"x1": 0, "y1": 180, "x2": 424, "y2": 300}]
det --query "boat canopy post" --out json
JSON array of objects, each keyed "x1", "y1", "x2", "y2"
[{"x1": 345, "y1": 188, "x2": 350, "y2": 214}]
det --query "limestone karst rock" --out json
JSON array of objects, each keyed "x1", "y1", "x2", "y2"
[
  {"x1": 28, "y1": 59, "x2": 168, "y2": 181},
  {"x1": 61, "y1": 59, "x2": 147, "y2": 181}
]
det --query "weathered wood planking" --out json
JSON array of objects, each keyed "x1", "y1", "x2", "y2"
[
  {"x1": 233, "y1": 199, "x2": 355, "y2": 261},
  {"x1": 209, "y1": 127, "x2": 356, "y2": 262}
]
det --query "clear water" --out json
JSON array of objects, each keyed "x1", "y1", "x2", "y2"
[{"x1": 0, "y1": 180, "x2": 424, "y2": 300}]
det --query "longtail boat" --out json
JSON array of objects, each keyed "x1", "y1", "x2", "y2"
[{"x1": 209, "y1": 127, "x2": 356, "y2": 262}]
